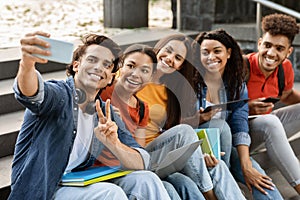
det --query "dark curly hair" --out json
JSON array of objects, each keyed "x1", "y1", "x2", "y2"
[
  {"x1": 192, "y1": 29, "x2": 246, "y2": 101},
  {"x1": 66, "y1": 34, "x2": 122, "y2": 77},
  {"x1": 262, "y1": 13, "x2": 300, "y2": 44}
]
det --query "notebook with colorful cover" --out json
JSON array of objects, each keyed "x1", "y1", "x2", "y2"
[
  {"x1": 195, "y1": 128, "x2": 221, "y2": 160},
  {"x1": 60, "y1": 166, "x2": 132, "y2": 186}
]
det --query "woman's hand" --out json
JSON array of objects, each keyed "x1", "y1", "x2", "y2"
[
  {"x1": 199, "y1": 107, "x2": 222, "y2": 124},
  {"x1": 242, "y1": 163, "x2": 275, "y2": 195},
  {"x1": 204, "y1": 153, "x2": 219, "y2": 168}
]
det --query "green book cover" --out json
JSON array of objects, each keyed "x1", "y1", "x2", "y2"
[
  {"x1": 196, "y1": 129, "x2": 214, "y2": 156},
  {"x1": 195, "y1": 128, "x2": 220, "y2": 160}
]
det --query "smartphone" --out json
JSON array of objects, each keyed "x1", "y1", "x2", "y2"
[
  {"x1": 262, "y1": 97, "x2": 280, "y2": 104},
  {"x1": 33, "y1": 35, "x2": 74, "y2": 64}
]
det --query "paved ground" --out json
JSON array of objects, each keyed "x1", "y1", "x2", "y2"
[
  {"x1": 0, "y1": 0, "x2": 172, "y2": 48},
  {"x1": 1, "y1": 1, "x2": 300, "y2": 199}
]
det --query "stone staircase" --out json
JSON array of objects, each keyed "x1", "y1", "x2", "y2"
[
  {"x1": 0, "y1": 28, "x2": 198, "y2": 200},
  {"x1": 0, "y1": 27, "x2": 299, "y2": 200}
]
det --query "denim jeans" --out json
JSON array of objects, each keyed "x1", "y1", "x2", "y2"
[
  {"x1": 164, "y1": 172, "x2": 205, "y2": 200},
  {"x1": 145, "y1": 124, "x2": 246, "y2": 200},
  {"x1": 162, "y1": 180, "x2": 181, "y2": 200},
  {"x1": 199, "y1": 119, "x2": 232, "y2": 167},
  {"x1": 55, "y1": 171, "x2": 170, "y2": 200},
  {"x1": 112, "y1": 171, "x2": 171, "y2": 200},
  {"x1": 230, "y1": 147, "x2": 284, "y2": 200},
  {"x1": 249, "y1": 103, "x2": 300, "y2": 187},
  {"x1": 54, "y1": 182, "x2": 128, "y2": 200}
]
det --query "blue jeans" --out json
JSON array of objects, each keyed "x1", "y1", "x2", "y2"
[
  {"x1": 230, "y1": 147, "x2": 284, "y2": 200},
  {"x1": 112, "y1": 171, "x2": 171, "y2": 200},
  {"x1": 162, "y1": 180, "x2": 181, "y2": 200},
  {"x1": 54, "y1": 182, "x2": 128, "y2": 200},
  {"x1": 164, "y1": 172, "x2": 205, "y2": 200},
  {"x1": 249, "y1": 104, "x2": 300, "y2": 187},
  {"x1": 146, "y1": 124, "x2": 246, "y2": 200},
  {"x1": 199, "y1": 119, "x2": 232, "y2": 167},
  {"x1": 55, "y1": 171, "x2": 170, "y2": 200}
]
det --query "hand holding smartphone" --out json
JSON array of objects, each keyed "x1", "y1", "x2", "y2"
[
  {"x1": 262, "y1": 97, "x2": 280, "y2": 104},
  {"x1": 33, "y1": 35, "x2": 74, "y2": 64}
]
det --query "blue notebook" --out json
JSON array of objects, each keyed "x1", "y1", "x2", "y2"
[
  {"x1": 194, "y1": 128, "x2": 221, "y2": 160},
  {"x1": 61, "y1": 166, "x2": 121, "y2": 182}
]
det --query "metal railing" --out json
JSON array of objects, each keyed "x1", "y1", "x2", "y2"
[{"x1": 253, "y1": 0, "x2": 300, "y2": 39}]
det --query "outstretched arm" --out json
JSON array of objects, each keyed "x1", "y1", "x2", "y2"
[
  {"x1": 17, "y1": 31, "x2": 51, "y2": 96},
  {"x1": 94, "y1": 99, "x2": 144, "y2": 169}
]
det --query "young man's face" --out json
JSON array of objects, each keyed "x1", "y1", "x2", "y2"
[
  {"x1": 257, "y1": 32, "x2": 293, "y2": 73},
  {"x1": 73, "y1": 44, "x2": 115, "y2": 93}
]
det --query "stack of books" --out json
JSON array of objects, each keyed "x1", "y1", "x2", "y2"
[{"x1": 60, "y1": 166, "x2": 132, "y2": 186}]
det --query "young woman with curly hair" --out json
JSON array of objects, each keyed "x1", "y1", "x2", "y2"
[{"x1": 188, "y1": 29, "x2": 284, "y2": 199}]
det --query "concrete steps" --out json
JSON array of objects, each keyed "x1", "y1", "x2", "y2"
[
  {"x1": 252, "y1": 136, "x2": 300, "y2": 199},
  {"x1": 0, "y1": 28, "x2": 198, "y2": 199},
  {"x1": 0, "y1": 156, "x2": 12, "y2": 200},
  {"x1": 0, "y1": 156, "x2": 13, "y2": 192},
  {"x1": 0, "y1": 27, "x2": 299, "y2": 199}
]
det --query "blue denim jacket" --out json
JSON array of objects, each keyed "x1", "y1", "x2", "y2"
[
  {"x1": 197, "y1": 82, "x2": 251, "y2": 147},
  {"x1": 9, "y1": 71, "x2": 149, "y2": 200}
]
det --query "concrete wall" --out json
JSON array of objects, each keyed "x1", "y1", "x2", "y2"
[{"x1": 104, "y1": 0, "x2": 148, "y2": 28}]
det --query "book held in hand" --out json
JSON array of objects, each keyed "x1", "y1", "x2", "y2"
[
  {"x1": 60, "y1": 166, "x2": 132, "y2": 186},
  {"x1": 195, "y1": 128, "x2": 221, "y2": 160}
]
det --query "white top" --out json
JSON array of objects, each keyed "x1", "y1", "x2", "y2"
[
  {"x1": 206, "y1": 101, "x2": 222, "y2": 119},
  {"x1": 65, "y1": 109, "x2": 94, "y2": 173}
]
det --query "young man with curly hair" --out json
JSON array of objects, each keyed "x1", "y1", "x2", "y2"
[
  {"x1": 9, "y1": 31, "x2": 171, "y2": 200},
  {"x1": 245, "y1": 13, "x2": 300, "y2": 195}
]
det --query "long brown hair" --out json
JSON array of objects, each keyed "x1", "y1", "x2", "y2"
[{"x1": 154, "y1": 34, "x2": 196, "y2": 130}]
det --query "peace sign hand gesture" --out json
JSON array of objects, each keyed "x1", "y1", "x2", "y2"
[{"x1": 94, "y1": 99, "x2": 119, "y2": 146}]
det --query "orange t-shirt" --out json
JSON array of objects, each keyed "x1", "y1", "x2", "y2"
[
  {"x1": 136, "y1": 83, "x2": 168, "y2": 145},
  {"x1": 95, "y1": 83, "x2": 149, "y2": 166},
  {"x1": 247, "y1": 52, "x2": 294, "y2": 99},
  {"x1": 101, "y1": 84, "x2": 149, "y2": 134}
]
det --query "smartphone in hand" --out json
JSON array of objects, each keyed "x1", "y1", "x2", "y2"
[
  {"x1": 262, "y1": 97, "x2": 280, "y2": 104},
  {"x1": 33, "y1": 35, "x2": 74, "y2": 64}
]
